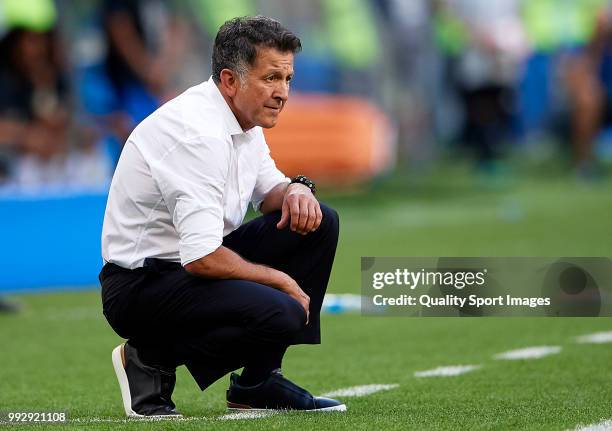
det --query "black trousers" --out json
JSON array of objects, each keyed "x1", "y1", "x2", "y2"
[{"x1": 99, "y1": 204, "x2": 339, "y2": 390}]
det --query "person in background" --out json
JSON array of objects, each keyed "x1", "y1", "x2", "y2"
[
  {"x1": 433, "y1": 0, "x2": 528, "y2": 171},
  {"x1": 0, "y1": 0, "x2": 61, "y2": 181},
  {"x1": 102, "y1": 0, "x2": 188, "y2": 125},
  {"x1": 0, "y1": 0, "x2": 111, "y2": 189},
  {"x1": 0, "y1": 26, "x2": 70, "y2": 186},
  {"x1": 563, "y1": 1, "x2": 612, "y2": 176}
]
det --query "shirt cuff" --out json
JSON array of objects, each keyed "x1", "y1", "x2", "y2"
[
  {"x1": 251, "y1": 177, "x2": 291, "y2": 212},
  {"x1": 180, "y1": 238, "x2": 222, "y2": 266}
]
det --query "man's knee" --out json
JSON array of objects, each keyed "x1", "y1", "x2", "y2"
[
  {"x1": 318, "y1": 203, "x2": 339, "y2": 237},
  {"x1": 265, "y1": 295, "x2": 306, "y2": 338}
]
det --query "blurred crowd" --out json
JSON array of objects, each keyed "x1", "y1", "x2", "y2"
[
  {"x1": 1, "y1": 0, "x2": 612, "y2": 192},
  {"x1": 429, "y1": 0, "x2": 612, "y2": 177}
]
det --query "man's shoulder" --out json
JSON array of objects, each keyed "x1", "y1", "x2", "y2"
[
  {"x1": 134, "y1": 82, "x2": 229, "y2": 144},
  {"x1": 175, "y1": 83, "x2": 232, "y2": 142}
]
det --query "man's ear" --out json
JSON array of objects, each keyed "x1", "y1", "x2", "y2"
[{"x1": 219, "y1": 69, "x2": 239, "y2": 97}]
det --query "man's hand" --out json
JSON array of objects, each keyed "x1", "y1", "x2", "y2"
[
  {"x1": 278, "y1": 274, "x2": 310, "y2": 324},
  {"x1": 276, "y1": 183, "x2": 322, "y2": 234}
]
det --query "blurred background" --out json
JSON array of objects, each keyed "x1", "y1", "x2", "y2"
[
  {"x1": 1, "y1": 0, "x2": 612, "y2": 296},
  {"x1": 2, "y1": 3, "x2": 612, "y2": 426}
]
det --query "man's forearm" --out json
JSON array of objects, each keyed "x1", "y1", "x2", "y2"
[
  {"x1": 184, "y1": 245, "x2": 289, "y2": 290},
  {"x1": 260, "y1": 182, "x2": 289, "y2": 214},
  {"x1": 107, "y1": 13, "x2": 154, "y2": 83},
  {"x1": 184, "y1": 244, "x2": 310, "y2": 319},
  {"x1": 184, "y1": 245, "x2": 309, "y2": 315}
]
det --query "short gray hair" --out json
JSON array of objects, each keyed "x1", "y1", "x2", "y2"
[{"x1": 212, "y1": 15, "x2": 301, "y2": 84}]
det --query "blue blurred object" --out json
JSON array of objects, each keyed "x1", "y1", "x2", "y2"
[
  {"x1": 0, "y1": 192, "x2": 106, "y2": 292},
  {"x1": 599, "y1": 52, "x2": 612, "y2": 99},
  {"x1": 321, "y1": 294, "x2": 362, "y2": 314},
  {"x1": 78, "y1": 64, "x2": 118, "y2": 116},
  {"x1": 121, "y1": 80, "x2": 161, "y2": 124},
  {"x1": 78, "y1": 64, "x2": 158, "y2": 124},
  {"x1": 292, "y1": 55, "x2": 340, "y2": 93},
  {"x1": 595, "y1": 126, "x2": 612, "y2": 161},
  {"x1": 517, "y1": 53, "x2": 553, "y2": 135}
]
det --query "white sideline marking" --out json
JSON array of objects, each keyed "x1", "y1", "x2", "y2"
[
  {"x1": 576, "y1": 331, "x2": 612, "y2": 344},
  {"x1": 321, "y1": 384, "x2": 399, "y2": 398},
  {"x1": 219, "y1": 411, "x2": 274, "y2": 420},
  {"x1": 414, "y1": 365, "x2": 481, "y2": 378},
  {"x1": 573, "y1": 419, "x2": 612, "y2": 431},
  {"x1": 69, "y1": 416, "x2": 209, "y2": 424},
  {"x1": 69, "y1": 413, "x2": 272, "y2": 424},
  {"x1": 493, "y1": 346, "x2": 561, "y2": 360}
]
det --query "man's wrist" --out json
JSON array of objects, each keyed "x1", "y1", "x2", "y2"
[
  {"x1": 287, "y1": 182, "x2": 311, "y2": 194},
  {"x1": 290, "y1": 175, "x2": 316, "y2": 195},
  {"x1": 267, "y1": 269, "x2": 295, "y2": 293}
]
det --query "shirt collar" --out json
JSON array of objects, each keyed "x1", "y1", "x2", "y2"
[{"x1": 205, "y1": 76, "x2": 245, "y2": 136}]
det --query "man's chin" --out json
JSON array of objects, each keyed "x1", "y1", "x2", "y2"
[{"x1": 259, "y1": 117, "x2": 279, "y2": 128}]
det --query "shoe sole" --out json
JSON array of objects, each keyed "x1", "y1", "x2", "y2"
[
  {"x1": 227, "y1": 404, "x2": 347, "y2": 412},
  {"x1": 111, "y1": 344, "x2": 182, "y2": 419}
]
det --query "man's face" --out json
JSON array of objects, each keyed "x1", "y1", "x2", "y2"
[{"x1": 232, "y1": 48, "x2": 294, "y2": 130}]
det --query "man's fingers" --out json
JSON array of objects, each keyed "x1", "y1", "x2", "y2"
[
  {"x1": 302, "y1": 295, "x2": 310, "y2": 324},
  {"x1": 282, "y1": 192, "x2": 320, "y2": 234},
  {"x1": 313, "y1": 204, "x2": 323, "y2": 231},
  {"x1": 276, "y1": 199, "x2": 290, "y2": 229},
  {"x1": 295, "y1": 197, "x2": 310, "y2": 234},
  {"x1": 290, "y1": 288, "x2": 310, "y2": 324},
  {"x1": 289, "y1": 198, "x2": 301, "y2": 232},
  {"x1": 304, "y1": 201, "x2": 318, "y2": 232},
  {"x1": 301, "y1": 299, "x2": 309, "y2": 324}
]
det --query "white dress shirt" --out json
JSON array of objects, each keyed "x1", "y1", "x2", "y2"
[{"x1": 101, "y1": 77, "x2": 289, "y2": 269}]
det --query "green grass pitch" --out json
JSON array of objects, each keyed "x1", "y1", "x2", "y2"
[{"x1": 1, "y1": 168, "x2": 612, "y2": 430}]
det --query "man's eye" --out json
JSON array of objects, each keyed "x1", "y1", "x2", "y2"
[{"x1": 265, "y1": 76, "x2": 274, "y2": 82}]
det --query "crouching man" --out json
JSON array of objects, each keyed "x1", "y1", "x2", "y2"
[{"x1": 99, "y1": 15, "x2": 345, "y2": 417}]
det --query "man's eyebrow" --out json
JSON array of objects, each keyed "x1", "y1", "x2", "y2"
[
  {"x1": 268, "y1": 66, "x2": 294, "y2": 73},
  {"x1": 263, "y1": 68, "x2": 294, "y2": 75}
]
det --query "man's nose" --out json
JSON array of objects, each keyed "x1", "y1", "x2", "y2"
[{"x1": 274, "y1": 80, "x2": 290, "y2": 102}]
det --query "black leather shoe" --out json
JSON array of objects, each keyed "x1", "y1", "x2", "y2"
[
  {"x1": 226, "y1": 369, "x2": 346, "y2": 412},
  {"x1": 111, "y1": 343, "x2": 181, "y2": 418}
]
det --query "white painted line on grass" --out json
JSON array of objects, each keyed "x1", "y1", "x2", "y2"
[
  {"x1": 414, "y1": 365, "x2": 481, "y2": 378},
  {"x1": 493, "y1": 346, "x2": 561, "y2": 360},
  {"x1": 321, "y1": 383, "x2": 399, "y2": 398},
  {"x1": 572, "y1": 419, "x2": 612, "y2": 431},
  {"x1": 70, "y1": 413, "x2": 271, "y2": 423},
  {"x1": 576, "y1": 331, "x2": 612, "y2": 344},
  {"x1": 219, "y1": 411, "x2": 274, "y2": 420},
  {"x1": 69, "y1": 416, "x2": 209, "y2": 424}
]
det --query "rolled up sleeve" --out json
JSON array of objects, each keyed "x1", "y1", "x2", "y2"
[{"x1": 150, "y1": 137, "x2": 230, "y2": 265}]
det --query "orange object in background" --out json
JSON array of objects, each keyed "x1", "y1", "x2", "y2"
[{"x1": 264, "y1": 94, "x2": 396, "y2": 185}]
